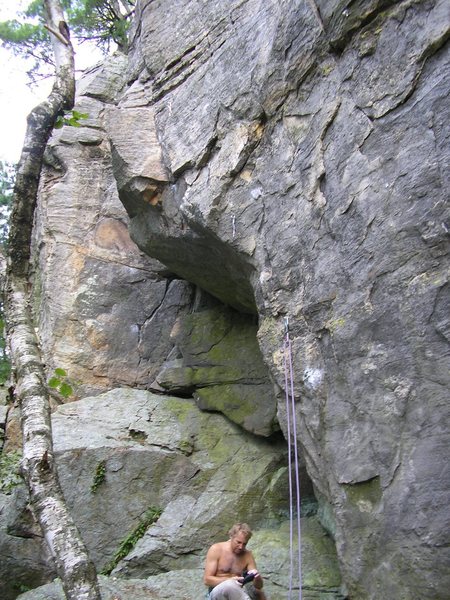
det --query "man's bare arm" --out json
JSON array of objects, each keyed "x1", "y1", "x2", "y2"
[{"x1": 245, "y1": 552, "x2": 263, "y2": 590}]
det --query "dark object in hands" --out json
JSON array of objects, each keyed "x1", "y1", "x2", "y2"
[{"x1": 241, "y1": 570, "x2": 256, "y2": 585}]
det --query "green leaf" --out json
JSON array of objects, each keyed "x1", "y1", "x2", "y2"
[
  {"x1": 48, "y1": 377, "x2": 60, "y2": 388},
  {"x1": 59, "y1": 382, "x2": 73, "y2": 398},
  {"x1": 72, "y1": 110, "x2": 88, "y2": 120},
  {"x1": 54, "y1": 367, "x2": 67, "y2": 377}
]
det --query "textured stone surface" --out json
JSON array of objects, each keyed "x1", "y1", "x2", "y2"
[
  {"x1": 3, "y1": 404, "x2": 22, "y2": 452},
  {"x1": 0, "y1": 487, "x2": 55, "y2": 600},
  {"x1": 105, "y1": 1, "x2": 450, "y2": 598},
  {"x1": 51, "y1": 389, "x2": 289, "y2": 572},
  {"x1": 17, "y1": 518, "x2": 344, "y2": 600},
  {"x1": 11, "y1": 1, "x2": 450, "y2": 598},
  {"x1": 16, "y1": 574, "x2": 205, "y2": 600},
  {"x1": 30, "y1": 55, "x2": 194, "y2": 398},
  {"x1": 154, "y1": 305, "x2": 278, "y2": 436}
]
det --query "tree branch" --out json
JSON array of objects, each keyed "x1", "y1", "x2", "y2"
[{"x1": 44, "y1": 23, "x2": 70, "y2": 46}]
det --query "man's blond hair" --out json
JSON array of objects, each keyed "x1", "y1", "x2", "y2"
[{"x1": 228, "y1": 522, "x2": 252, "y2": 540}]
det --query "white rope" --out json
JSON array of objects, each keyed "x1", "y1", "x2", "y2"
[
  {"x1": 284, "y1": 321, "x2": 294, "y2": 599},
  {"x1": 284, "y1": 317, "x2": 302, "y2": 600}
]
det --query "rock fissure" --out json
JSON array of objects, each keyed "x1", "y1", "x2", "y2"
[{"x1": 327, "y1": 0, "x2": 402, "y2": 53}]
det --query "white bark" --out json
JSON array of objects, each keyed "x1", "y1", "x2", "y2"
[{"x1": 4, "y1": 1, "x2": 101, "y2": 598}]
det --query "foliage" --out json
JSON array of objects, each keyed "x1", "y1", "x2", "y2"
[
  {"x1": 0, "y1": 3, "x2": 54, "y2": 82},
  {"x1": 0, "y1": 313, "x2": 11, "y2": 385},
  {"x1": 0, "y1": 0, "x2": 135, "y2": 81},
  {"x1": 48, "y1": 367, "x2": 74, "y2": 398},
  {"x1": 0, "y1": 160, "x2": 15, "y2": 249},
  {"x1": 0, "y1": 450, "x2": 23, "y2": 494},
  {"x1": 67, "y1": 0, "x2": 135, "y2": 51},
  {"x1": 14, "y1": 584, "x2": 33, "y2": 594},
  {"x1": 55, "y1": 108, "x2": 89, "y2": 128},
  {"x1": 101, "y1": 506, "x2": 162, "y2": 575},
  {"x1": 91, "y1": 459, "x2": 106, "y2": 492}
]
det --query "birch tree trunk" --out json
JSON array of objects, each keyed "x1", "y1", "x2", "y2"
[{"x1": 4, "y1": 1, "x2": 101, "y2": 598}]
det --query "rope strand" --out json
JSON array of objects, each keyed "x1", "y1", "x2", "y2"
[
  {"x1": 284, "y1": 320, "x2": 302, "y2": 600},
  {"x1": 284, "y1": 335, "x2": 294, "y2": 600}
]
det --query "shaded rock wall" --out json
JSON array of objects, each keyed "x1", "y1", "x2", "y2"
[
  {"x1": 154, "y1": 304, "x2": 279, "y2": 436},
  {"x1": 0, "y1": 488, "x2": 54, "y2": 600},
  {"x1": 101, "y1": 1, "x2": 449, "y2": 598}
]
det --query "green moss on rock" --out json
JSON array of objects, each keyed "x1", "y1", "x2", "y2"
[
  {"x1": 344, "y1": 476, "x2": 381, "y2": 511},
  {"x1": 163, "y1": 396, "x2": 197, "y2": 424}
]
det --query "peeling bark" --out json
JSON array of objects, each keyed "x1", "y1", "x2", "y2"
[{"x1": 3, "y1": 1, "x2": 101, "y2": 599}]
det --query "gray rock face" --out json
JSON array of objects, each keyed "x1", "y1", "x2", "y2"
[
  {"x1": 154, "y1": 304, "x2": 279, "y2": 436},
  {"x1": 14, "y1": 1, "x2": 449, "y2": 598},
  {"x1": 30, "y1": 54, "x2": 194, "y2": 398},
  {"x1": 101, "y1": 1, "x2": 450, "y2": 598},
  {"x1": 51, "y1": 389, "x2": 288, "y2": 571},
  {"x1": 0, "y1": 486, "x2": 56, "y2": 600}
]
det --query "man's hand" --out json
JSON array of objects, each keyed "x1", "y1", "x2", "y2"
[{"x1": 238, "y1": 569, "x2": 259, "y2": 586}]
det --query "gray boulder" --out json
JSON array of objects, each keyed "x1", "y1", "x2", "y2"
[{"x1": 52, "y1": 389, "x2": 289, "y2": 571}]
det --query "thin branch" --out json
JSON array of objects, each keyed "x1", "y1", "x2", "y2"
[{"x1": 44, "y1": 23, "x2": 69, "y2": 46}]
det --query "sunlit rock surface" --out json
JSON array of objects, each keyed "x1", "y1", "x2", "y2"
[{"x1": 31, "y1": 55, "x2": 194, "y2": 398}]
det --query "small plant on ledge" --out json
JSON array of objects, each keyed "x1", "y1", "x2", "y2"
[
  {"x1": 101, "y1": 506, "x2": 163, "y2": 575},
  {"x1": 91, "y1": 460, "x2": 107, "y2": 493},
  {"x1": 47, "y1": 367, "x2": 74, "y2": 400}
]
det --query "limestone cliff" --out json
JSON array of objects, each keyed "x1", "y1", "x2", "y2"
[{"x1": 1, "y1": 1, "x2": 449, "y2": 599}]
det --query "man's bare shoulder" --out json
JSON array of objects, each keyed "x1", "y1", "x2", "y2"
[{"x1": 207, "y1": 541, "x2": 228, "y2": 556}]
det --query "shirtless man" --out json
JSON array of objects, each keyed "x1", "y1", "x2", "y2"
[{"x1": 204, "y1": 523, "x2": 267, "y2": 600}]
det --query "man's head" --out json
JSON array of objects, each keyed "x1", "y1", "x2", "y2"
[{"x1": 228, "y1": 523, "x2": 252, "y2": 555}]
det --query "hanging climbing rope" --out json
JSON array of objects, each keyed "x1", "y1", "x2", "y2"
[{"x1": 283, "y1": 317, "x2": 302, "y2": 600}]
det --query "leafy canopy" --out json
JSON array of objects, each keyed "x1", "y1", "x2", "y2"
[
  {"x1": 0, "y1": 162, "x2": 14, "y2": 385},
  {"x1": 0, "y1": 0, "x2": 135, "y2": 80}
]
